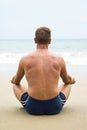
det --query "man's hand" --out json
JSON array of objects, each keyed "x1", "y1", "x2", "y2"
[
  {"x1": 65, "y1": 75, "x2": 76, "y2": 85},
  {"x1": 70, "y1": 77, "x2": 76, "y2": 84},
  {"x1": 11, "y1": 75, "x2": 20, "y2": 85},
  {"x1": 11, "y1": 76, "x2": 16, "y2": 84}
]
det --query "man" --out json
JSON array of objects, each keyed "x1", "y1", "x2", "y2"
[{"x1": 11, "y1": 27, "x2": 75, "y2": 115}]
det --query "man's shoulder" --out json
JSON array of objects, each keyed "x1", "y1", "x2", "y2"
[
  {"x1": 52, "y1": 53, "x2": 65, "y2": 65},
  {"x1": 50, "y1": 52, "x2": 63, "y2": 60},
  {"x1": 21, "y1": 52, "x2": 37, "y2": 63},
  {"x1": 23, "y1": 52, "x2": 35, "y2": 58}
]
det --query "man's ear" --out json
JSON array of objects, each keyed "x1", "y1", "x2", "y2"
[
  {"x1": 34, "y1": 38, "x2": 37, "y2": 44},
  {"x1": 48, "y1": 39, "x2": 51, "y2": 44}
]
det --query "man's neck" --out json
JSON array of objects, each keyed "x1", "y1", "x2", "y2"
[{"x1": 37, "y1": 44, "x2": 49, "y2": 50}]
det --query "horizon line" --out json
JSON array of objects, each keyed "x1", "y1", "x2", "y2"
[{"x1": 0, "y1": 38, "x2": 87, "y2": 41}]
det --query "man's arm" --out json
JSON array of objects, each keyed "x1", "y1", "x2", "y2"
[
  {"x1": 60, "y1": 58, "x2": 75, "y2": 85},
  {"x1": 11, "y1": 58, "x2": 24, "y2": 85}
]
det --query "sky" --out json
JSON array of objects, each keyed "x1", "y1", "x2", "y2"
[{"x1": 0, "y1": 0, "x2": 87, "y2": 39}]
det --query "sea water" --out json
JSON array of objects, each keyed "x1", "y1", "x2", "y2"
[{"x1": 0, "y1": 39, "x2": 87, "y2": 65}]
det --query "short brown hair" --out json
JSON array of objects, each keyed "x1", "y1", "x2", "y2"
[{"x1": 35, "y1": 27, "x2": 51, "y2": 44}]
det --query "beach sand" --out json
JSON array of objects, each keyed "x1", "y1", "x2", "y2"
[{"x1": 0, "y1": 65, "x2": 87, "y2": 130}]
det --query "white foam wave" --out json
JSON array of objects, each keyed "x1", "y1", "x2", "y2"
[
  {"x1": 59, "y1": 52, "x2": 87, "y2": 65},
  {"x1": 0, "y1": 52, "x2": 87, "y2": 65},
  {"x1": 0, "y1": 53, "x2": 25, "y2": 64}
]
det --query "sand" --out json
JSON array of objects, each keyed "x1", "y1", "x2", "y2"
[{"x1": 0, "y1": 65, "x2": 87, "y2": 130}]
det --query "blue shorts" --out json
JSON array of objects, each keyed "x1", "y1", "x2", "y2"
[{"x1": 20, "y1": 92, "x2": 66, "y2": 115}]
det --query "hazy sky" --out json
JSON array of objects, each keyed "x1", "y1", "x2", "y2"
[{"x1": 0, "y1": 0, "x2": 87, "y2": 39}]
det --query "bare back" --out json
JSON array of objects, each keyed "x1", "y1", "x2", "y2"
[{"x1": 23, "y1": 50, "x2": 62, "y2": 100}]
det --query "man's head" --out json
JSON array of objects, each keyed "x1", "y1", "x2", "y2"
[{"x1": 34, "y1": 27, "x2": 51, "y2": 44}]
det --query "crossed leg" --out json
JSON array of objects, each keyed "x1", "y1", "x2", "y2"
[
  {"x1": 13, "y1": 84, "x2": 28, "y2": 101},
  {"x1": 59, "y1": 84, "x2": 71, "y2": 100},
  {"x1": 13, "y1": 83, "x2": 71, "y2": 102}
]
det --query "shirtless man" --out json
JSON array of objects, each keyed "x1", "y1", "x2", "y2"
[{"x1": 11, "y1": 27, "x2": 75, "y2": 115}]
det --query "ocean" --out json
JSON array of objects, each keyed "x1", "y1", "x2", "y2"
[{"x1": 0, "y1": 39, "x2": 87, "y2": 65}]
